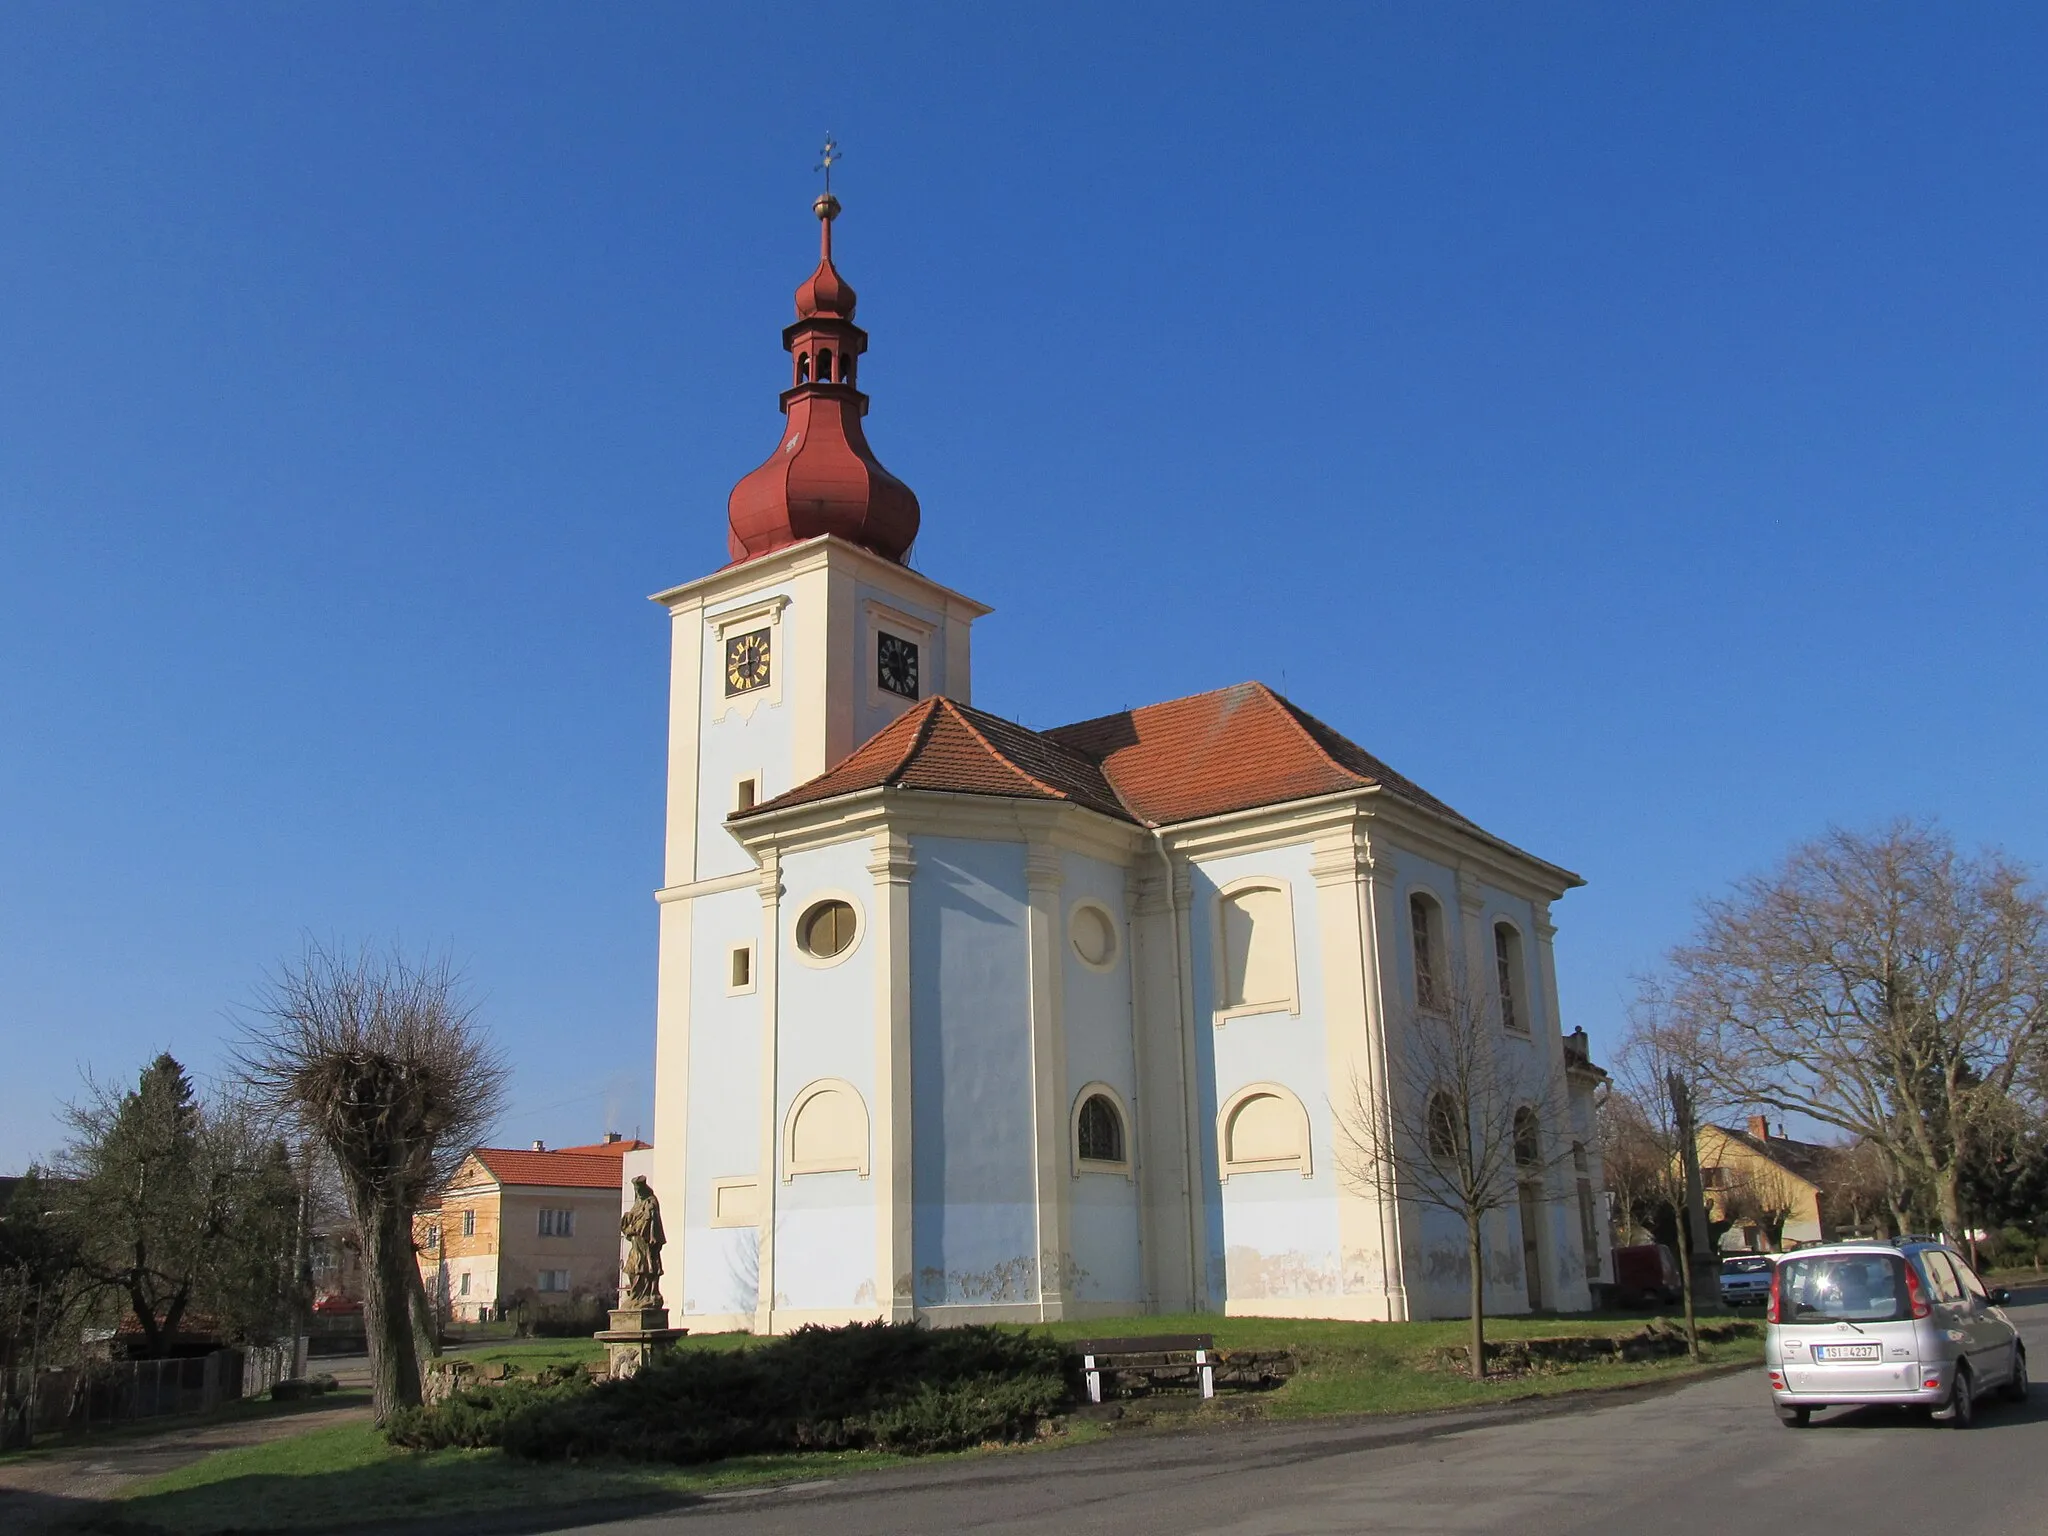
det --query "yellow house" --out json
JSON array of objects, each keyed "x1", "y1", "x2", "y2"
[
  {"x1": 415, "y1": 1136, "x2": 649, "y2": 1322},
  {"x1": 1697, "y1": 1116, "x2": 1832, "y2": 1253}
]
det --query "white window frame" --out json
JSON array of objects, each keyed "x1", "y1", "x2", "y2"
[
  {"x1": 791, "y1": 889, "x2": 865, "y2": 970},
  {"x1": 1211, "y1": 876, "x2": 1302, "y2": 1024},
  {"x1": 726, "y1": 940, "x2": 757, "y2": 996},
  {"x1": 1070, "y1": 1081, "x2": 1135, "y2": 1179}
]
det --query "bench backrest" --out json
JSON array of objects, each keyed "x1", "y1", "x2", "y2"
[{"x1": 1062, "y1": 1334, "x2": 1215, "y2": 1356}]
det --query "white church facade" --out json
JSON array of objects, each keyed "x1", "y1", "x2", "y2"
[{"x1": 646, "y1": 190, "x2": 1607, "y2": 1333}]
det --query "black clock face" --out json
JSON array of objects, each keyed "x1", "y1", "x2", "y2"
[
  {"x1": 877, "y1": 632, "x2": 919, "y2": 700},
  {"x1": 725, "y1": 628, "x2": 771, "y2": 695}
]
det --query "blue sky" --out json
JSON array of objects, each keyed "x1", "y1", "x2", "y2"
[{"x1": 3, "y1": 6, "x2": 2043, "y2": 1170}]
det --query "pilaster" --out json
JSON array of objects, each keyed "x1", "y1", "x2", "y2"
[
  {"x1": 1129, "y1": 864, "x2": 1196, "y2": 1313},
  {"x1": 1024, "y1": 843, "x2": 1069, "y2": 1318},
  {"x1": 753, "y1": 852, "x2": 785, "y2": 1334},
  {"x1": 1359, "y1": 834, "x2": 1411, "y2": 1320},
  {"x1": 868, "y1": 831, "x2": 917, "y2": 1320}
]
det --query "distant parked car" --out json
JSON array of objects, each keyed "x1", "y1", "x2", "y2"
[
  {"x1": 1766, "y1": 1239, "x2": 2025, "y2": 1428},
  {"x1": 1612, "y1": 1243, "x2": 1684, "y2": 1306},
  {"x1": 1720, "y1": 1254, "x2": 1776, "y2": 1307}
]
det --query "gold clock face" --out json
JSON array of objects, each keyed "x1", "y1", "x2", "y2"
[{"x1": 725, "y1": 628, "x2": 771, "y2": 695}]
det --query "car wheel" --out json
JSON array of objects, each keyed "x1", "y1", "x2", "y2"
[
  {"x1": 1775, "y1": 1405, "x2": 1811, "y2": 1428},
  {"x1": 2005, "y1": 1347, "x2": 2029, "y2": 1405},
  {"x1": 1937, "y1": 1367, "x2": 1975, "y2": 1428}
]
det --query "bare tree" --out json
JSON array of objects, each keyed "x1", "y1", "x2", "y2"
[
  {"x1": 1719, "y1": 1162, "x2": 1799, "y2": 1253},
  {"x1": 1337, "y1": 965, "x2": 1570, "y2": 1380},
  {"x1": 237, "y1": 943, "x2": 506, "y2": 1421},
  {"x1": 1669, "y1": 820, "x2": 2048, "y2": 1247}
]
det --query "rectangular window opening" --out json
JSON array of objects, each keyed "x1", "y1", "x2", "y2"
[
  {"x1": 735, "y1": 776, "x2": 758, "y2": 813},
  {"x1": 462, "y1": 1209, "x2": 476, "y2": 1238},
  {"x1": 730, "y1": 945, "x2": 752, "y2": 990}
]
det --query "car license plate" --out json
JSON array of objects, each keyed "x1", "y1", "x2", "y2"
[{"x1": 1813, "y1": 1343, "x2": 1881, "y2": 1361}]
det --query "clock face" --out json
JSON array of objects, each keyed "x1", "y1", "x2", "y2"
[
  {"x1": 725, "y1": 628, "x2": 771, "y2": 696},
  {"x1": 877, "y1": 632, "x2": 919, "y2": 700}
]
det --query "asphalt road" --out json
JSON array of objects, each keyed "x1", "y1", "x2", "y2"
[{"x1": 564, "y1": 1289, "x2": 2048, "y2": 1536}]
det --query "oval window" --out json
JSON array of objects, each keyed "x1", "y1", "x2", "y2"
[
  {"x1": 798, "y1": 899, "x2": 858, "y2": 960},
  {"x1": 1071, "y1": 904, "x2": 1116, "y2": 967}
]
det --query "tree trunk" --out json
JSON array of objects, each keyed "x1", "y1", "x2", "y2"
[
  {"x1": 1674, "y1": 1199, "x2": 1700, "y2": 1361},
  {"x1": 359, "y1": 1203, "x2": 424, "y2": 1422},
  {"x1": 406, "y1": 1249, "x2": 440, "y2": 1363},
  {"x1": 1935, "y1": 1164, "x2": 1966, "y2": 1252},
  {"x1": 1467, "y1": 1212, "x2": 1487, "y2": 1382}
]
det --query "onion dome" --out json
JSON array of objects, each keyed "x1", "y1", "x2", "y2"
[{"x1": 726, "y1": 193, "x2": 921, "y2": 565}]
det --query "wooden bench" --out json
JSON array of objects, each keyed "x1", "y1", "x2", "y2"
[{"x1": 1063, "y1": 1335, "x2": 1300, "y2": 1403}]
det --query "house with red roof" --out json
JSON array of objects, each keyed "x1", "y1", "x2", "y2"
[
  {"x1": 415, "y1": 1134, "x2": 649, "y2": 1322},
  {"x1": 644, "y1": 189, "x2": 1602, "y2": 1334}
]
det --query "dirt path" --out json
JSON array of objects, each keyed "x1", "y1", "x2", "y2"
[{"x1": 0, "y1": 1395, "x2": 370, "y2": 1531}]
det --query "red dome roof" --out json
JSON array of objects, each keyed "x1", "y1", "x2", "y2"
[{"x1": 725, "y1": 194, "x2": 920, "y2": 566}]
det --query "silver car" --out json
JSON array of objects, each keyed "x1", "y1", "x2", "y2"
[{"x1": 1766, "y1": 1240, "x2": 2026, "y2": 1428}]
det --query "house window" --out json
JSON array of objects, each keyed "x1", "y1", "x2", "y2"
[
  {"x1": 458, "y1": 1271, "x2": 471, "y2": 1296},
  {"x1": 1216, "y1": 880, "x2": 1297, "y2": 1017},
  {"x1": 1701, "y1": 1165, "x2": 1728, "y2": 1191},
  {"x1": 1426, "y1": 1091, "x2": 1460, "y2": 1162},
  {"x1": 425, "y1": 1222, "x2": 440, "y2": 1252},
  {"x1": 538, "y1": 1209, "x2": 575, "y2": 1238},
  {"x1": 1513, "y1": 1106, "x2": 1543, "y2": 1170},
  {"x1": 797, "y1": 898, "x2": 859, "y2": 961},
  {"x1": 1410, "y1": 894, "x2": 1444, "y2": 1010},
  {"x1": 1494, "y1": 923, "x2": 1527, "y2": 1032},
  {"x1": 537, "y1": 1269, "x2": 572, "y2": 1293},
  {"x1": 462, "y1": 1209, "x2": 476, "y2": 1238},
  {"x1": 728, "y1": 942, "x2": 755, "y2": 994},
  {"x1": 1076, "y1": 1092, "x2": 1126, "y2": 1167}
]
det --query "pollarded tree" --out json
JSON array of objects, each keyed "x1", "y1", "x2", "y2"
[
  {"x1": 1336, "y1": 964, "x2": 1570, "y2": 1380},
  {"x1": 238, "y1": 944, "x2": 505, "y2": 1421}
]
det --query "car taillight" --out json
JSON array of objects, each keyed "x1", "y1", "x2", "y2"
[
  {"x1": 1768, "y1": 1264, "x2": 1783, "y2": 1323},
  {"x1": 1904, "y1": 1260, "x2": 1931, "y2": 1319}
]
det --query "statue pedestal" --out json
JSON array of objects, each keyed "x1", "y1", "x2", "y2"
[{"x1": 595, "y1": 1306, "x2": 685, "y2": 1380}]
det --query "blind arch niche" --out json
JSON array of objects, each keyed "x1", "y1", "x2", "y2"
[{"x1": 1213, "y1": 877, "x2": 1301, "y2": 1022}]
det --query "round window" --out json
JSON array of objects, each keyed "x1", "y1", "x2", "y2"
[
  {"x1": 798, "y1": 899, "x2": 858, "y2": 960},
  {"x1": 1070, "y1": 904, "x2": 1116, "y2": 967}
]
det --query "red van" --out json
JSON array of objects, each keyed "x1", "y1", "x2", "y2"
[{"x1": 1612, "y1": 1243, "x2": 1684, "y2": 1306}]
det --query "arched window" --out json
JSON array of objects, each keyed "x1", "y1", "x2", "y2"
[
  {"x1": 1514, "y1": 1106, "x2": 1543, "y2": 1171},
  {"x1": 818, "y1": 347, "x2": 834, "y2": 381},
  {"x1": 784, "y1": 1079, "x2": 870, "y2": 1179},
  {"x1": 842, "y1": 355, "x2": 855, "y2": 385},
  {"x1": 797, "y1": 352, "x2": 811, "y2": 383},
  {"x1": 1494, "y1": 922, "x2": 1527, "y2": 1032},
  {"x1": 1074, "y1": 1090, "x2": 1127, "y2": 1169},
  {"x1": 797, "y1": 898, "x2": 859, "y2": 961},
  {"x1": 1218, "y1": 1084, "x2": 1312, "y2": 1178},
  {"x1": 1216, "y1": 879, "x2": 1298, "y2": 1018},
  {"x1": 1410, "y1": 893, "x2": 1444, "y2": 1010},
  {"x1": 1425, "y1": 1090, "x2": 1460, "y2": 1163}
]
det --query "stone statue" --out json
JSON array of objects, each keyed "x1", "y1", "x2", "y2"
[{"x1": 620, "y1": 1175, "x2": 666, "y2": 1309}]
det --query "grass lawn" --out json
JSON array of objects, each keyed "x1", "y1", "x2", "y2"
[{"x1": 107, "y1": 1310, "x2": 1754, "y2": 1534}]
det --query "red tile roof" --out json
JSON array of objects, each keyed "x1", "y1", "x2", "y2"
[
  {"x1": 1048, "y1": 682, "x2": 1474, "y2": 829},
  {"x1": 741, "y1": 696, "x2": 1135, "y2": 823},
  {"x1": 555, "y1": 1138, "x2": 650, "y2": 1157},
  {"x1": 735, "y1": 681, "x2": 1525, "y2": 851},
  {"x1": 468, "y1": 1148, "x2": 632, "y2": 1190}
]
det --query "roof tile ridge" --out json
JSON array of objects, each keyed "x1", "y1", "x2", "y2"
[
  {"x1": 939, "y1": 699, "x2": 1075, "y2": 802},
  {"x1": 1258, "y1": 683, "x2": 1375, "y2": 790},
  {"x1": 881, "y1": 696, "x2": 948, "y2": 787},
  {"x1": 949, "y1": 697, "x2": 1127, "y2": 780}
]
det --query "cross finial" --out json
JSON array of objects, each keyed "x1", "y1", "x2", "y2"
[{"x1": 814, "y1": 133, "x2": 841, "y2": 195}]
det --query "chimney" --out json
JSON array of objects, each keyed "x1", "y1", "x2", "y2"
[
  {"x1": 531, "y1": 1139, "x2": 546, "y2": 1152},
  {"x1": 604, "y1": 1132, "x2": 622, "y2": 1144},
  {"x1": 1747, "y1": 1115, "x2": 1770, "y2": 1142}
]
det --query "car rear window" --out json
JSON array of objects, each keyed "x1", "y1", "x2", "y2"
[
  {"x1": 1776, "y1": 1253, "x2": 1909, "y2": 1324},
  {"x1": 1722, "y1": 1257, "x2": 1772, "y2": 1273}
]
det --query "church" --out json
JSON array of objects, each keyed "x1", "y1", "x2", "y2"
[{"x1": 644, "y1": 188, "x2": 1607, "y2": 1333}]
